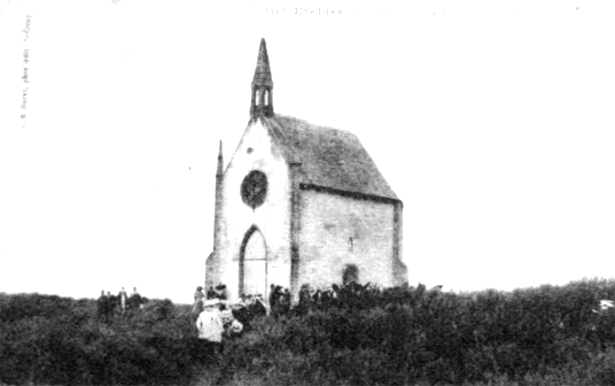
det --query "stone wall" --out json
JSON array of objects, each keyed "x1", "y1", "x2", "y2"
[
  {"x1": 214, "y1": 119, "x2": 292, "y2": 300},
  {"x1": 296, "y1": 189, "x2": 401, "y2": 292}
]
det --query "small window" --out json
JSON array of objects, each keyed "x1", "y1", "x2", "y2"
[
  {"x1": 255, "y1": 89, "x2": 260, "y2": 105},
  {"x1": 343, "y1": 264, "x2": 359, "y2": 286},
  {"x1": 264, "y1": 90, "x2": 269, "y2": 106}
]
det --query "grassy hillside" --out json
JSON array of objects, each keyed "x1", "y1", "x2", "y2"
[{"x1": 2, "y1": 280, "x2": 615, "y2": 385}]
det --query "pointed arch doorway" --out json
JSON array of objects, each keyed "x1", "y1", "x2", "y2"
[{"x1": 239, "y1": 226, "x2": 268, "y2": 298}]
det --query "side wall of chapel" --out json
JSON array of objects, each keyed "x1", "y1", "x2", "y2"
[
  {"x1": 296, "y1": 190, "x2": 399, "y2": 291},
  {"x1": 216, "y1": 119, "x2": 292, "y2": 300}
]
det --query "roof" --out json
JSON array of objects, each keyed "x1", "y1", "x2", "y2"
[{"x1": 263, "y1": 114, "x2": 399, "y2": 202}]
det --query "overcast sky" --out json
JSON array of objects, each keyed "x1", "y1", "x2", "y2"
[{"x1": 1, "y1": 0, "x2": 615, "y2": 303}]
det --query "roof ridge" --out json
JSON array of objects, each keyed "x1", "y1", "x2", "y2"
[{"x1": 272, "y1": 114, "x2": 359, "y2": 138}]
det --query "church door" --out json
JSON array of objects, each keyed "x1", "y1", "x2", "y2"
[{"x1": 240, "y1": 227, "x2": 268, "y2": 298}]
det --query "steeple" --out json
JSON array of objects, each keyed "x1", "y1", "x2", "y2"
[
  {"x1": 214, "y1": 140, "x2": 224, "y2": 252},
  {"x1": 216, "y1": 140, "x2": 224, "y2": 178},
  {"x1": 250, "y1": 38, "x2": 274, "y2": 118},
  {"x1": 207, "y1": 140, "x2": 223, "y2": 290}
]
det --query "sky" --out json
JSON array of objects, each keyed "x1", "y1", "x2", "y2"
[{"x1": 1, "y1": 0, "x2": 615, "y2": 304}]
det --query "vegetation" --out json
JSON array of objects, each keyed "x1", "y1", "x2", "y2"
[{"x1": 2, "y1": 279, "x2": 615, "y2": 385}]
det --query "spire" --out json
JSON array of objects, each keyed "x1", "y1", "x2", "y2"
[
  {"x1": 250, "y1": 38, "x2": 274, "y2": 118},
  {"x1": 216, "y1": 140, "x2": 223, "y2": 178},
  {"x1": 252, "y1": 38, "x2": 273, "y2": 88},
  {"x1": 209, "y1": 139, "x2": 224, "y2": 289}
]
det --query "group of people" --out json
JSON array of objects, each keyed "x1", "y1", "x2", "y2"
[
  {"x1": 195, "y1": 299, "x2": 244, "y2": 341},
  {"x1": 193, "y1": 282, "x2": 365, "y2": 344},
  {"x1": 193, "y1": 284, "x2": 246, "y2": 345},
  {"x1": 191, "y1": 282, "x2": 322, "y2": 344},
  {"x1": 97, "y1": 287, "x2": 145, "y2": 321},
  {"x1": 192, "y1": 284, "x2": 228, "y2": 315}
]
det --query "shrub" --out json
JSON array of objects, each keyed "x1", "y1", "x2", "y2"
[{"x1": 3, "y1": 279, "x2": 615, "y2": 385}]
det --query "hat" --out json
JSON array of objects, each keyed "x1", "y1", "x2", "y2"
[
  {"x1": 229, "y1": 299, "x2": 246, "y2": 309},
  {"x1": 196, "y1": 286, "x2": 203, "y2": 291},
  {"x1": 203, "y1": 299, "x2": 220, "y2": 308}
]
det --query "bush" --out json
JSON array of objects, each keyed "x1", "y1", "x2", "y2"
[
  {"x1": 3, "y1": 279, "x2": 615, "y2": 385},
  {"x1": 0, "y1": 295, "x2": 206, "y2": 386}
]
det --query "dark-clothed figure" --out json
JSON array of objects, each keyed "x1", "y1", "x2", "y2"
[
  {"x1": 206, "y1": 286, "x2": 216, "y2": 299},
  {"x1": 269, "y1": 285, "x2": 283, "y2": 319},
  {"x1": 128, "y1": 287, "x2": 143, "y2": 311},
  {"x1": 107, "y1": 292, "x2": 118, "y2": 314},
  {"x1": 214, "y1": 284, "x2": 227, "y2": 300},
  {"x1": 281, "y1": 288, "x2": 291, "y2": 315},
  {"x1": 97, "y1": 290, "x2": 110, "y2": 322},
  {"x1": 193, "y1": 286, "x2": 205, "y2": 315}
]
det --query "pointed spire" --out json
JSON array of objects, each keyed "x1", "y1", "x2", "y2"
[
  {"x1": 252, "y1": 38, "x2": 273, "y2": 87},
  {"x1": 250, "y1": 38, "x2": 274, "y2": 118},
  {"x1": 212, "y1": 139, "x2": 224, "y2": 265},
  {"x1": 216, "y1": 140, "x2": 223, "y2": 177}
]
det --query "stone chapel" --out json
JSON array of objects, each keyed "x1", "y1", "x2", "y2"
[{"x1": 205, "y1": 39, "x2": 407, "y2": 301}]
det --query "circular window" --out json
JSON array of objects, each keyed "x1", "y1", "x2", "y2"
[{"x1": 240, "y1": 170, "x2": 268, "y2": 209}]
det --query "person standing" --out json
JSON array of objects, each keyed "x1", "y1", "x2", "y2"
[
  {"x1": 196, "y1": 299, "x2": 225, "y2": 359},
  {"x1": 107, "y1": 291, "x2": 118, "y2": 315},
  {"x1": 193, "y1": 286, "x2": 205, "y2": 315},
  {"x1": 269, "y1": 285, "x2": 283, "y2": 319},
  {"x1": 129, "y1": 287, "x2": 143, "y2": 311},
  {"x1": 118, "y1": 287, "x2": 128, "y2": 313},
  {"x1": 214, "y1": 284, "x2": 227, "y2": 300},
  {"x1": 97, "y1": 290, "x2": 109, "y2": 322}
]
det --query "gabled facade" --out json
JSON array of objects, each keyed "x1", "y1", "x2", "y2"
[{"x1": 206, "y1": 39, "x2": 407, "y2": 301}]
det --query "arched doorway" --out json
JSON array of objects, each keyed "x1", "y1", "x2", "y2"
[{"x1": 239, "y1": 226, "x2": 268, "y2": 298}]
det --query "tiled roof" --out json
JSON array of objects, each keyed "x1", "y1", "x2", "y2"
[{"x1": 263, "y1": 114, "x2": 399, "y2": 202}]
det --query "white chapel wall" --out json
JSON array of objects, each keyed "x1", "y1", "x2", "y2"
[
  {"x1": 217, "y1": 119, "x2": 292, "y2": 300},
  {"x1": 297, "y1": 190, "x2": 396, "y2": 290}
]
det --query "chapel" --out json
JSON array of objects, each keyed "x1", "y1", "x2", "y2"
[{"x1": 205, "y1": 39, "x2": 407, "y2": 301}]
